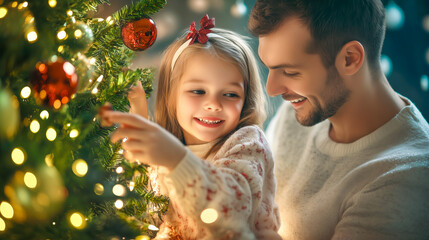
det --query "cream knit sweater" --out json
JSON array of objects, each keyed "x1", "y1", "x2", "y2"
[
  {"x1": 152, "y1": 125, "x2": 281, "y2": 240},
  {"x1": 266, "y1": 97, "x2": 429, "y2": 240}
]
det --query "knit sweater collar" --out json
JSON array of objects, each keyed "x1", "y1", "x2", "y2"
[{"x1": 315, "y1": 97, "x2": 422, "y2": 157}]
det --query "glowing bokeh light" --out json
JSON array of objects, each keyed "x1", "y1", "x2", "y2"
[
  {"x1": 30, "y1": 120, "x2": 40, "y2": 133},
  {"x1": 20, "y1": 86, "x2": 31, "y2": 98},
  {"x1": 421, "y1": 75, "x2": 429, "y2": 92},
  {"x1": 385, "y1": 1, "x2": 405, "y2": 30},
  {"x1": 69, "y1": 129, "x2": 79, "y2": 138},
  {"x1": 48, "y1": 0, "x2": 57, "y2": 8},
  {"x1": 114, "y1": 199, "x2": 124, "y2": 209},
  {"x1": 0, "y1": 7, "x2": 7, "y2": 19},
  {"x1": 423, "y1": 15, "x2": 429, "y2": 33},
  {"x1": 72, "y1": 159, "x2": 88, "y2": 177},
  {"x1": 24, "y1": 172, "x2": 37, "y2": 188},
  {"x1": 0, "y1": 217, "x2": 5, "y2": 231},
  {"x1": 0, "y1": 202, "x2": 14, "y2": 219},
  {"x1": 112, "y1": 184, "x2": 126, "y2": 197},
  {"x1": 11, "y1": 147, "x2": 26, "y2": 165},
  {"x1": 40, "y1": 110, "x2": 49, "y2": 119},
  {"x1": 46, "y1": 127, "x2": 57, "y2": 141},
  {"x1": 380, "y1": 55, "x2": 393, "y2": 77},
  {"x1": 200, "y1": 208, "x2": 218, "y2": 224},
  {"x1": 148, "y1": 224, "x2": 159, "y2": 231},
  {"x1": 26, "y1": 31, "x2": 38, "y2": 43},
  {"x1": 70, "y1": 212, "x2": 85, "y2": 229}
]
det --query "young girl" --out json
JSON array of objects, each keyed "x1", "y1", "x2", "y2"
[{"x1": 101, "y1": 15, "x2": 281, "y2": 240}]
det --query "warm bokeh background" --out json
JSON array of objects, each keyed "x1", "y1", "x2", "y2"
[{"x1": 97, "y1": 0, "x2": 429, "y2": 126}]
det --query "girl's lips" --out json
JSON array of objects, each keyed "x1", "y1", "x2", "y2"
[{"x1": 194, "y1": 117, "x2": 224, "y2": 128}]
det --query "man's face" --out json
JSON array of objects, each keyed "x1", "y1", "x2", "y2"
[{"x1": 258, "y1": 17, "x2": 350, "y2": 126}]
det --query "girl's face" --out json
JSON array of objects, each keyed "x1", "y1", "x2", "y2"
[{"x1": 175, "y1": 52, "x2": 245, "y2": 145}]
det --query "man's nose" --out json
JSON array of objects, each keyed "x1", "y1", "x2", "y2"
[{"x1": 265, "y1": 71, "x2": 288, "y2": 97}]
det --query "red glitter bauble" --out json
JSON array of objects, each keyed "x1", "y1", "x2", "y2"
[
  {"x1": 121, "y1": 16, "x2": 157, "y2": 51},
  {"x1": 30, "y1": 59, "x2": 78, "y2": 109}
]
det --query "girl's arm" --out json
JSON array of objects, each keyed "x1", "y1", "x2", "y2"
[
  {"x1": 128, "y1": 81, "x2": 148, "y2": 118},
  {"x1": 159, "y1": 126, "x2": 280, "y2": 240}
]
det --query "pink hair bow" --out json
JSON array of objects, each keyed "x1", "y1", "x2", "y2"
[{"x1": 186, "y1": 14, "x2": 215, "y2": 44}]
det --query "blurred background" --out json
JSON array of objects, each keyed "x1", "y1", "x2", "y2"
[{"x1": 95, "y1": 0, "x2": 429, "y2": 126}]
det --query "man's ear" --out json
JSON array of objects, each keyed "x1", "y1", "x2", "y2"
[{"x1": 335, "y1": 41, "x2": 364, "y2": 76}]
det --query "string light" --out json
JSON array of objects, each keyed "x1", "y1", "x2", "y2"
[
  {"x1": 69, "y1": 212, "x2": 86, "y2": 229},
  {"x1": 30, "y1": 119, "x2": 40, "y2": 133},
  {"x1": 11, "y1": 2, "x2": 18, "y2": 8},
  {"x1": 94, "y1": 183, "x2": 104, "y2": 195},
  {"x1": 57, "y1": 30, "x2": 66, "y2": 40},
  {"x1": 385, "y1": 1, "x2": 405, "y2": 30},
  {"x1": 20, "y1": 86, "x2": 31, "y2": 98},
  {"x1": 380, "y1": 55, "x2": 393, "y2": 77},
  {"x1": 116, "y1": 166, "x2": 124, "y2": 174},
  {"x1": 24, "y1": 172, "x2": 37, "y2": 188},
  {"x1": 48, "y1": 0, "x2": 57, "y2": 8},
  {"x1": 148, "y1": 225, "x2": 159, "y2": 231},
  {"x1": 72, "y1": 159, "x2": 88, "y2": 177},
  {"x1": 40, "y1": 110, "x2": 49, "y2": 119},
  {"x1": 231, "y1": 0, "x2": 247, "y2": 18},
  {"x1": 200, "y1": 208, "x2": 218, "y2": 224},
  {"x1": 0, "y1": 202, "x2": 14, "y2": 219},
  {"x1": 45, "y1": 154, "x2": 54, "y2": 167},
  {"x1": 188, "y1": 0, "x2": 209, "y2": 13},
  {"x1": 58, "y1": 45, "x2": 64, "y2": 53},
  {"x1": 53, "y1": 99, "x2": 61, "y2": 109},
  {"x1": 67, "y1": 10, "x2": 73, "y2": 16},
  {"x1": 89, "y1": 57, "x2": 96, "y2": 65},
  {"x1": 26, "y1": 30, "x2": 38, "y2": 43},
  {"x1": 0, "y1": 7, "x2": 7, "y2": 19},
  {"x1": 11, "y1": 147, "x2": 26, "y2": 165},
  {"x1": 69, "y1": 129, "x2": 79, "y2": 138},
  {"x1": 114, "y1": 199, "x2": 124, "y2": 209},
  {"x1": 0, "y1": 217, "x2": 5, "y2": 231},
  {"x1": 112, "y1": 184, "x2": 126, "y2": 197},
  {"x1": 421, "y1": 75, "x2": 429, "y2": 92},
  {"x1": 129, "y1": 181, "x2": 135, "y2": 191},
  {"x1": 423, "y1": 15, "x2": 429, "y2": 33},
  {"x1": 46, "y1": 127, "x2": 57, "y2": 141},
  {"x1": 135, "y1": 236, "x2": 150, "y2": 240}
]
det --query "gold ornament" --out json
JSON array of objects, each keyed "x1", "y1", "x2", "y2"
[
  {"x1": 4, "y1": 165, "x2": 66, "y2": 223},
  {"x1": 0, "y1": 88, "x2": 20, "y2": 139}
]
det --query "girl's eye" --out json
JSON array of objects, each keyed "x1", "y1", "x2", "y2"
[
  {"x1": 190, "y1": 90, "x2": 205, "y2": 95},
  {"x1": 224, "y1": 93, "x2": 240, "y2": 98}
]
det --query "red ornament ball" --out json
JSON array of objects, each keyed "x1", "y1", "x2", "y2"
[
  {"x1": 31, "y1": 59, "x2": 78, "y2": 109},
  {"x1": 121, "y1": 16, "x2": 157, "y2": 51}
]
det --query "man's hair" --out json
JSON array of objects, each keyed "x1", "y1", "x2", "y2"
[{"x1": 249, "y1": 0, "x2": 386, "y2": 70}]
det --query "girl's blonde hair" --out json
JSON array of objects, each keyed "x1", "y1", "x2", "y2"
[{"x1": 155, "y1": 28, "x2": 266, "y2": 157}]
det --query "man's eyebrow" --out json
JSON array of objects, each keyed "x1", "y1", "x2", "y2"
[{"x1": 257, "y1": 56, "x2": 300, "y2": 70}]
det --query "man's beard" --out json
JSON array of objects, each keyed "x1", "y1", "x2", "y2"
[{"x1": 296, "y1": 67, "x2": 351, "y2": 126}]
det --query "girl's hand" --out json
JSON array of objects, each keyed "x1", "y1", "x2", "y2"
[
  {"x1": 100, "y1": 110, "x2": 186, "y2": 171},
  {"x1": 128, "y1": 81, "x2": 148, "y2": 118}
]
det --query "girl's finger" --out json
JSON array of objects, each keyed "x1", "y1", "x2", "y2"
[
  {"x1": 110, "y1": 127, "x2": 145, "y2": 143},
  {"x1": 104, "y1": 111, "x2": 153, "y2": 129},
  {"x1": 122, "y1": 139, "x2": 145, "y2": 152}
]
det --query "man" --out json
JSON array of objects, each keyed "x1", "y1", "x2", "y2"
[{"x1": 249, "y1": 0, "x2": 429, "y2": 239}]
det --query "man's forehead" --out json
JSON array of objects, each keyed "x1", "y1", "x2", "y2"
[{"x1": 258, "y1": 18, "x2": 312, "y2": 66}]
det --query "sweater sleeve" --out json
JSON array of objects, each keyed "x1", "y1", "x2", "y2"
[
  {"x1": 160, "y1": 126, "x2": 280, "y2": 240},
  {"x1": 332, "y1": 161, "x2": 429, "y2": 240}
]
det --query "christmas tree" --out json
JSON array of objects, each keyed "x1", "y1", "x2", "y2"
[{"x1": 0, "y1": 0, "x2": 169, "y2": 239}]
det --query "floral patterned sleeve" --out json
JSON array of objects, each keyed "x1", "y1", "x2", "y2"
[{"x1": 158, "y1": 126, "x2": 281, "y2": 240}]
